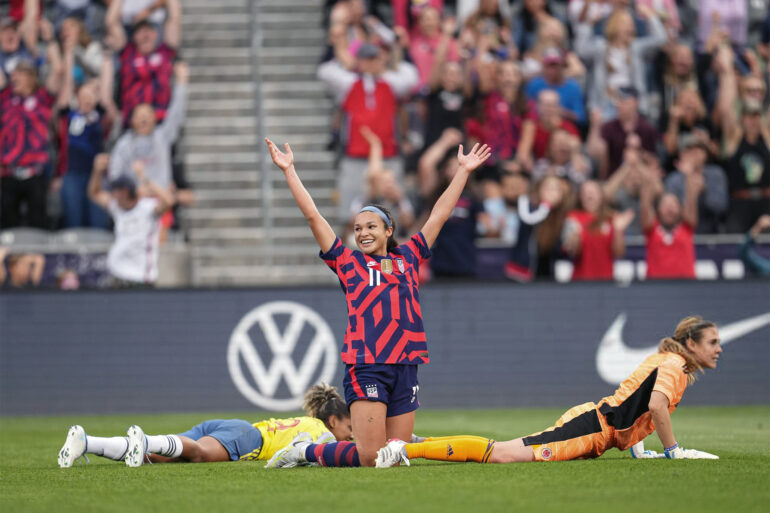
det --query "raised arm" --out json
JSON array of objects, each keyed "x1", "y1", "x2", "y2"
[
  {"x1": 45, "y1": 41, "x2": 64, "y2": 95},
  {"x1": 360, "y1": 126, "x2": 383, "y2": 175},
  {"x1": 99, "y1": 48, "x2": 120, "y2": 123},
  {"x1": 19, "y1": 0, "x2": 39, "y2": 57},
  {"x1": 265, "y1": 138, "x2": 336, "y2": 253},
  {"x1": 88, "y1": 153, "x2": 113, "y2": 211},
  {"x1": 639, "y1": 168, "x2": 659, "y2": 233},
  {"x1": 681, "y1": 169, "x2": 702, "y2": 228},
  {"x1": 157, "y1": 62, "x2": 189, "y2": 144},
  {"x1": 105, "y1": 0, "x2": 127, "y2": 51},
  {"x1": 57, "y1": 39, "x2": 75, "y2": 108},
  {"x1": 164, "y1": 0, "x2": 182, "y2": 49},
  {"x1": 133, "y1": 161, "x2": 175, "y2": 215},
  {"x1": 420, "y1": 143, "x2": 492, "y2": 247},
  {"x1": 714, "y1": 45, "x2": 740, "y2": 143},
  {"x1": 428, "y1": 17, "x2": 457, "y2": 91}
]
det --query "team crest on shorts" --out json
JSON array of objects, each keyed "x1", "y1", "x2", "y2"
[
  {"x1": 381, "y1": 259, "x2": 393, "y2": 274},
  {"x1": 396, "y1": 258, "x2": 405, "y2": 273},
  {"x1": 366, "y1": 384, "x2": 378, "y2": 398},
  {"x1": 541, "y1": 447, "x2": 552, "y2": 460}
]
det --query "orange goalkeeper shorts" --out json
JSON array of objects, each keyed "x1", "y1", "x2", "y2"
[{"x1": 521, "y1": 402, "x2": 614, "y2": 461}]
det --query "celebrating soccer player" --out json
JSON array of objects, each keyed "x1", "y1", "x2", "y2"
[
  {"x1": 376, "y1": 316, "x2": 722, "y2": 466},
  {"x1": 263, "y1": 137, "x2": 491, "y2": 468}
]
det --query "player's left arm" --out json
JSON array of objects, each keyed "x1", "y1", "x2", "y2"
[{"x1": 420, "y1": 143, "x2": 491, "y2": 247}]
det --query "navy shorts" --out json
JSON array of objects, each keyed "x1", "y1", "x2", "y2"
[
  {"x1": 343, "y1": 364, "x2": 420, "y2": 417},
  {"x1": 177, "y1": 419, "x2": 263, "y2": 461}
]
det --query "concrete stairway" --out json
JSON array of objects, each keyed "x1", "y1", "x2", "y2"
[{"x1": 181, "y1": 0, "x2": 338, "y2": 286}]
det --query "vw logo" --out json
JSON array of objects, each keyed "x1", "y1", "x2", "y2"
[{"x1": 227, "y1": 301, "x2": 338, "y2": 411}]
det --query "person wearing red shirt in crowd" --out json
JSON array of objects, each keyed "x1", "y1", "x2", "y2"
[
  {"x1": 466, "y1": 60, "x2": 528, "y2": 176},
  {"x1": 516, "y1": 89, "x2": 579, "y2": 171},
  {"x1": 0, "y1": 51, "x2": 63, "y2": 229},
  {"x1": 105, "y1": 0, "x2": 181, "y2": 126},
  {"x1": 408, "y1": 6, "x2": 459, "y2": 94},
  {"x1": 639, "y1": 159, "x2": 702, "y2": 280},
  {"x1": 563, "y1": 180, "x2": 635, "y2": 281}
]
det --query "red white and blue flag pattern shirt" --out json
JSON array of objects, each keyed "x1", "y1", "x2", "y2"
[{"x1": 320, "y1": 232, "x2": 432, "y2": 365}]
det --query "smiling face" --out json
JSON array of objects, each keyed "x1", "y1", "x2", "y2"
[
  {"x1": 686, "y1": 327, "x2": 722, "y2": 369},
  {"x1": 353, "y1": 210, "x2": 393, "y2": 255},
  {"x1": 132, "y1": 24, "x2": 158, "y2": 55},
  {"x1": 657, "y1": 193, "x2": 681, "y2": 229},
  {"x1": 579, "y1": 181, "x2": 603, "y2": 214},
  {"x1": 131, "y1": 104, "x2": 157, "y2": 135}
]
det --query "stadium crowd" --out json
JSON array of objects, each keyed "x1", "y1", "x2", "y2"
[
  {"x1": 0, "y1": 0, "x2": 190, "y2": 287},
  {"x1": 317, "y1": 0, "x2": 770, "y2": 281}
]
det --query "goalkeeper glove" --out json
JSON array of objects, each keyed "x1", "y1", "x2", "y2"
[
  {"x1": 630, "y1": 441, "x2": 663, "y2": 459},
  {"x1": 664, "y1": 443, "x2": 719, "y2": 459}
]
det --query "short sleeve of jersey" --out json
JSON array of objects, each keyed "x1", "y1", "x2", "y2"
[
  {"x1": 399, "y1": 231, "x2": 432, "y2": 265},
  {"x1": 318, "y1": 236, "x2": 352, "y2": 273},
  {"x1": 652, "y1": 354, "x2": 688, "y2": 407}
]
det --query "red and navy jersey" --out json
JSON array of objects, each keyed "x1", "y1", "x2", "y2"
[
  {"x1": 0, "y1": 86, "x2": 54, "y2": 174},
  {"x1": 320, "y1": 232, "x2": 433, "y2": 365},
  {"x1": 119, "y1": 42, "x2": 175, "y2": 125}
]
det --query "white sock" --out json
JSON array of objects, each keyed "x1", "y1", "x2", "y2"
[
  {"x1": 145, "y1": 434, "x2": 183, "y2": 458},
  {"x1": 87, "y1": 436, "x2": 130, "y2": 461}
]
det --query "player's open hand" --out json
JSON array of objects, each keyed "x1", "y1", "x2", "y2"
[
  {"x1": 457, "y1": 143, "x2": 492, "y2": 173},
  {"x1": 265, "y1": 138, "x2": 294, "y2": 172}
]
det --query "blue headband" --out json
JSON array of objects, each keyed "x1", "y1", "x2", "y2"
[{"x1": 359, "y1": 206, "x2": 392, "y2": 227}]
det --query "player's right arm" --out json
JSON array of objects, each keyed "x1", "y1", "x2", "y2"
[
  {"x1": 648, "y1": 391, "x2": 677, "y2": 449},
  {"x1": 265, "y1": 138, "x2": 336, "y2": 253}
]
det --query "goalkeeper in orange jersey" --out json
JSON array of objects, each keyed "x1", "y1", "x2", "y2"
[
  {"x1": 58, "y1": 384, "x2": 352, "y2": 468},
  {"x1": 375, "y1": 316, "x2": 722, "y2": 467}
]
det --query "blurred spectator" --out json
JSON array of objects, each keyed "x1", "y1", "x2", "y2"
[
  {"x1": 562, "y1": 179, "x2": 634, "y2": 280},
  {"x1": 59, "y1": 16, "x2": 102, "y2": 83},
  {"x1": 0, "y1": 248, "x2": 45, "y2": 288},
  {"x1": 0, "y1": 51, "x2": 64, "y2": 229},
  {"x1": 696, "y1": 1, "x2": 748, "y2": 52},
  {"x1": 462, "y1": 0, "x2": 513, "y2": 59},
  {"x1": 657, "y1": 44, "x2": 698, "y2": 131},
  {"x1": 516, "y1": 89, "x2": 579, "y2": 170},
  {"x1": 483, "y1": 170, "x2": 530, "y2": 243},
  {"x1": 664, "y1": 134, "x2": 728, "y2": 234},
  {"x1": 640, "y1": 158, "x2": 701, "y2": 279},
  {"x1": 504, "y1": 174, "x2": 567, "y2": 281},
  {"x1": 422, "y1": 17, "x2": 467, "y2": 151},
  {"x1": 418, "y1": 133, "x2": 487, "y2": 278},
  {"x1": 408, "y1": 6, "x2": 459, "y2": 93},
  {"x1": 88, "y1": 160, "x2": 174, "y2": 287},
  {"x1": 347, "y1": 126, "x2": 415, "y2": 241},
  {"x1": 520, "y1": 16, "x2": 585, "y2": 82},
  {"x1": 391, "y1": 0, "x2": 445, "y2": 34},
  {"x1": 318, "y1": 41, "x2": 418, "y2": 224},
  {"x1": 575, "y1": 3, "x2": 666, "y2": 118},
  {"x1": 524, "y1": 46, "x2": 586, "y2": 126},
  {"x1": 635, "y1": 0, "x2": 681, "y2": 38},
  {"x1": 466, "y1": 60, "x2": 527, "y2": 174},
  {"x1": 511, "y1": 0, "x2": 558, "y2": 55},
  {"x1": 531, "y1": 128, "x2": 592, "y2": 186},
  {"x1": 739, "y1": 214, "x2": 770, "y2": 276},
  {"x1": 56, "y1": 267, "x2": 80, "y2": 290},
  {"x1": 598, "y1": 86, "x2": 657, "y2": 177},
  {"x1": 662, "y1": 87, "x2": 714, "y2": 159},
  {"x1": 105, "y1": 0, "x2": 181, "y2": 125},
  {"x1": 108, "y1": 61, "x2": 188, "y2": 189},
  {"x1": 55, "y1": 37, "x2": 117, "y2": 229},
  {"x1": 52, "y1": 1, "x2": 106, "y2": 38},
  {"x1": 715, "y1": 45, "x2": 770, "y2": 233},
  {"x1": 0, "y1": 15, "x2": 37, "y2": 80}
]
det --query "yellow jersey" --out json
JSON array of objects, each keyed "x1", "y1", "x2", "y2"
[{"x1": 240, "y1": 416, "x2": 332, "y2": 461}]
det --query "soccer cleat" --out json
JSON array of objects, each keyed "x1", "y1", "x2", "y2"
[
  {"x1": 125, "y1": 425, "x2": 148, "y2": 468},
  {"x1": 264, "y1": 432, "x2": 314, "y2": 469},
  {"x1": 375, "y1": 439, "x2": 410, "y2": 468},
  {"x1": 314, "y1": 431, "x2": 336, "y2": 445},
  {"x1": 58, "y1": 425, "x2": 89, "y2": 468}
]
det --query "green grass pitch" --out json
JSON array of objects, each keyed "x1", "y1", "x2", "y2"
[{"x1": 1, "y1": 406, "x2": 768, "y2": 513}]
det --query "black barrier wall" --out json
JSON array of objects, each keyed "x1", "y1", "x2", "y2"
[{"x1": 1, "y1": 281, "x2": 769, "y2": 416}]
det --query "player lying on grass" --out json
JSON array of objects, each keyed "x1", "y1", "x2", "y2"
[
  {"x1": 375, "y1": 316, "x2": 722, "y2": 467},
  {"x1": 58, "y1": 384, "x2": 352, "y2": 468}
]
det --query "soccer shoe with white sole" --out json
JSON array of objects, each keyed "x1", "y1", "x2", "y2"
[
  {"x1": 125, "y1": 425, "x2": 148, "y2": 467},
  {"x1": 314, "y1": 431, "x2": 336, "y2": 445},
  {"x1": 375, "y1": 439, "x2": 410, "y2": 468},
  {"x1": 265, "y1": 432, "x2": 314, "y2": 469},
  {"x1": 665, "y1": 446, "x2": 719, "y2": 459},
  {"x1": 58, "y1": 425, "x2": 89, "y2": 468}
]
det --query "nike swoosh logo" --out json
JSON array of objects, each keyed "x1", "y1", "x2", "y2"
[{"x1": 596, "y1": 312, "x2": 770, "y2": 385}]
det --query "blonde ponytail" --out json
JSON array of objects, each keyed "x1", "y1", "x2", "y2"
[{"x1": 657, "y1": 315, "x2": 716, "y2": 384}]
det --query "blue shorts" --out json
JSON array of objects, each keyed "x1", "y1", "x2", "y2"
[
  {"x1": 178, "y1": 419, "x2": 263, "y2": 461},
  {"x1": 343, "y1": 364, "x2": 420, "y2": 417}
]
